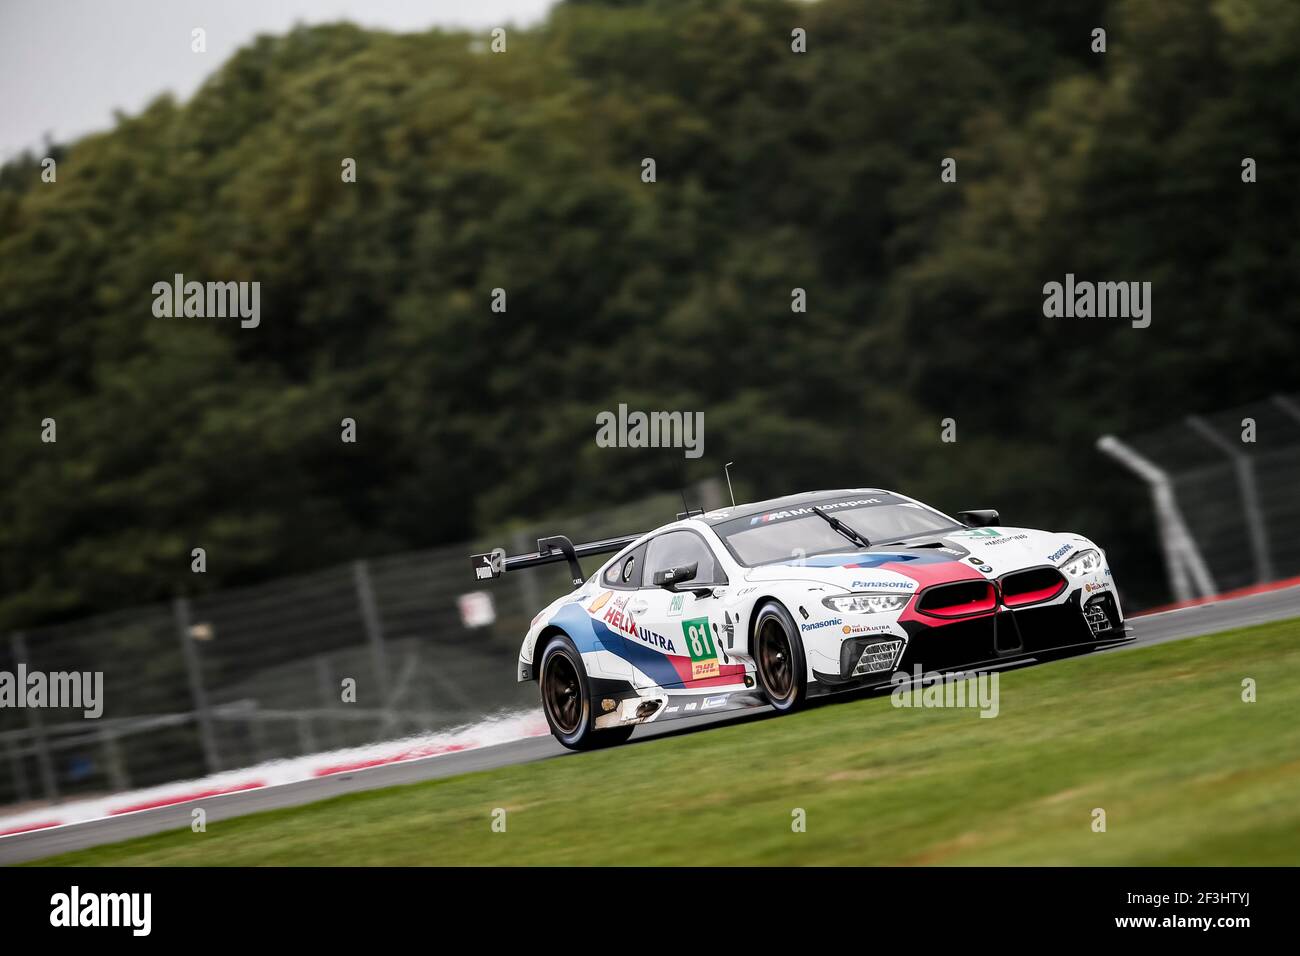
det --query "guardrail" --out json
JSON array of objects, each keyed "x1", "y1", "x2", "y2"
[
  {"x1": 1099, "y1": 393, "x2": 1300, "y2": 603},
  {"x1": 0, "y1": 481, "x2": 724, "y2": 809}
]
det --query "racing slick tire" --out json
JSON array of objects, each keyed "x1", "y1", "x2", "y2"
[
  {"x1": 538, "y1": 634, "x2": 635, "y2": 751},
  {"x1": 752, "y1": 601, "x2": 808, "y2": 713}
]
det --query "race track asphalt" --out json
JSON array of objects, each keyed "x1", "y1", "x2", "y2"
[{"x1": 4, "y1": 583, "x2": 1298, "y2": 865}]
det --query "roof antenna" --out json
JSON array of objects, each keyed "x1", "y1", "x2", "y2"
[{"x1": 724, "y1": 461, "x2": 736, "y2": 507}]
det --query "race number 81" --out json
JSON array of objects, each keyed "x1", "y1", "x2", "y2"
[{"x1": 681, "y1": 617, "x2": 720, "y2": 679}]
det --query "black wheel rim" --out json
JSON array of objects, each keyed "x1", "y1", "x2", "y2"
[
  {"x1": 757, "y1": 618, "x2": 794, "y2": 700},
  {"x1": 543, "y1": 651, "x2": 582, "y2": 735}
]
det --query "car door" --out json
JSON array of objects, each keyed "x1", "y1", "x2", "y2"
[{"x1": 631, "y1": 529, "x2": 732, "y2": 689}]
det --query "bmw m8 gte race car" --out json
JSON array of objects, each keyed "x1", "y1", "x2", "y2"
[{"x1": 471, "y1": 489, "x2": 1132, "y2": 749}]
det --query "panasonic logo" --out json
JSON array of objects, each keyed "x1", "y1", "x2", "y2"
[{"x1": 800, "y1": 618, "x2": 842, "y2": 632}]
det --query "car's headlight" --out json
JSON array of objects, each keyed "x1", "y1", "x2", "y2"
[
  {"x1": 821, "y1": 592, "x2": 909, "y2": 614},
  {"x1": 1060, "y1": 549, "x2": 1103, "y2": 576}
]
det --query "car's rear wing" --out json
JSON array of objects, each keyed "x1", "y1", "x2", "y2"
[{"x1": 470, "y1": 533, "x2": 643, "y2": 588}]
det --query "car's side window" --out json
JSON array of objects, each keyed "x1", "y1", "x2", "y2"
[
  {"x1": 642, "y1": 530, "x2": 725, "y2": 587},
  {"x1": 602, "y1": 545, "x2": 645, "y2": 590}
]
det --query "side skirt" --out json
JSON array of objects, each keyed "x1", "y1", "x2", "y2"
[{"x1": 593, "y1": 685, "x2": 766, "y2": 729}]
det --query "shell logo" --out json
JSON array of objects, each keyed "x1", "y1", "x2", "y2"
[{"x1": 588, "y1": 590, "x2": 614, "y2": 613}]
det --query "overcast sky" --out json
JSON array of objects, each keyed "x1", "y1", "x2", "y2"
[{"x1": 0, "y1": 0, "x2": 557, "y2": 162}]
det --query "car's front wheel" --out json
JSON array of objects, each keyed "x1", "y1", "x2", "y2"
[
  {"x1": 752, "y1": 602, "x2": 808, "y2": 713},
  {"x1": 538, "y1": 634, "x2": 635, "y2": 751}
]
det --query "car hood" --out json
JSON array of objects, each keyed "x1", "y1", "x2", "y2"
[{"x1": 742, "y1": 526, "x2": 1090, "y2": 591}]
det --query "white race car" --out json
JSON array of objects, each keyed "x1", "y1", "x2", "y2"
[{"x1": 471, "y1": 489, "x2": 1131, "y2": 750}]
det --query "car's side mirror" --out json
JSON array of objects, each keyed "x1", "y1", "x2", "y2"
[
  {"x1": 652, "y1": 562, "x2": 698, "y2": 591},
  {"x1": 956, "y1": 509, "x2": 1000, "y2": 528}
]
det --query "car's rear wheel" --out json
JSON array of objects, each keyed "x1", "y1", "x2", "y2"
[
  {"x1": 752, "y1": 602, "x2": 808, "y2": 713},
  {"x1": 538, "y1": 635, "x2": 634, "y2": 750}
]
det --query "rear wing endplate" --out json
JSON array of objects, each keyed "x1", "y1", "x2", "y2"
[{"x1": 470, "y1": 533, "x2": 642, "y2": 588}]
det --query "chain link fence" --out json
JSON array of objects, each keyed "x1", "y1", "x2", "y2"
[
  {"x1": 0, "y1": 480, "x2": 724, "y2": 812},
  {"x1": 1100, "y1": 394, "x2": 1300, "y2": 602}
]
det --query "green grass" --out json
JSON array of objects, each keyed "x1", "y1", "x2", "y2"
[{"x1": 30, "y1": 619, "x2": 1300, "y2": 865}]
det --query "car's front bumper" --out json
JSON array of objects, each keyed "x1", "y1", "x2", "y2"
[{"x1": 811, "y1": 585, "x2": 1130, "y2": 686}]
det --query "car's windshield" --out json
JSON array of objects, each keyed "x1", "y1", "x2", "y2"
[{"x1": 715, "y1": 496, "x2": 960, "y2": 567}]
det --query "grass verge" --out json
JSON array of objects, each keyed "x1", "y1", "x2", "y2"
[{"x1": 30, "y1": 619, "x2": 1300, "y2": 865}]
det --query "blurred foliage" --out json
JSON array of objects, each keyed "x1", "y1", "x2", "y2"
[{"x1": 2, "y1": 0, "x2": 1298, "y2": 627}]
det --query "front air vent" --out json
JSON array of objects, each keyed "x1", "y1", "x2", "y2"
[
  {"x1": 1000, "y1": 567, "x2": 1067, "y2": 607},
  {"x1": 916, "y1": 581, "x2": 996, "y2": 618}
]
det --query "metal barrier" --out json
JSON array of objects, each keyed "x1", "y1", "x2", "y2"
[
  {"x1": 1098, "y1": 394, "x2": 1300, "y2": 603},
  {"x1": 0, "y1": 481, "x2": 724, "y2": 810}
]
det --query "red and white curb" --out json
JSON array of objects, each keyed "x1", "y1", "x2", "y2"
[{"x1": 0, "y1": 710, "x2": 548, "y2": 838}]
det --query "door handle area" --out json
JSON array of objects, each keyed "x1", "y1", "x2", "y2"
[{"x1": 628, "y1": 601, "x2": 649, "y2": 615}]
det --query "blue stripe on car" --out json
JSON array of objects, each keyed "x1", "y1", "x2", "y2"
[{"x1": 551, "y1": 601, "x2": 687, "y2": 688}]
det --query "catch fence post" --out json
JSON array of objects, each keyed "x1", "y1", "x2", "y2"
[
  {"x1": 173, "y1": 597, "x2": 221, "y2": 774},
  {"x1": 353, "y1": 560, "x2": 390, "y2": 708},
  {"x1": 4, "y1": 733, "x2": 30, "y2": 803},
  {"x1": 10, "y1": 632, "x2": 58, "y2": 800},
  {"x1": 1186, "y1": 415, "x2": 1274, "y2": 585},
  {"x1": 1096, "y1": 435, "x2": 1217, "y2": 602}
]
